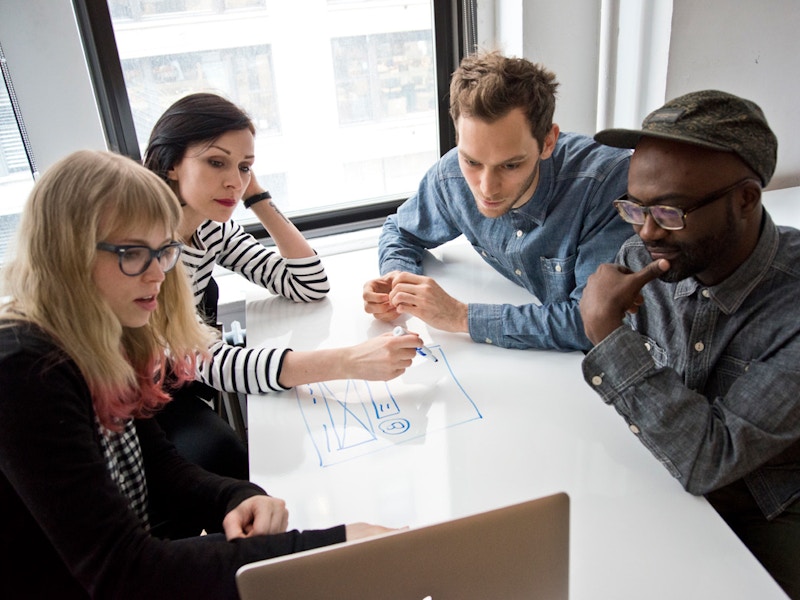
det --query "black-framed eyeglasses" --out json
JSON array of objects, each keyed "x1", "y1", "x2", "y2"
[
  {"x1": 96, "y1": 241, "x2": 183, "y2": 276},
  {"x1": 613, "y1": 177, "x2": 760, "y2": 231}
]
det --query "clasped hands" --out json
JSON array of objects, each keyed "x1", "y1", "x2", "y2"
[
  {"x1": 223, "y1": 495, "x2": 399, "y2": 542},
  {"x1": 362, "y1": 271, "x2": 468, "y2": 333},
  {"x1": 223, "y1": 495, "x2": 289, "y2": 540}
]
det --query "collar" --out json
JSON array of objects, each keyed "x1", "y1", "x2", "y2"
[
  {"x1": 674, "y1": 211, "x2": 779, "y2": 314},
  {"x1": 507, "y1": 156, "x2": 555, "y2": 229}
]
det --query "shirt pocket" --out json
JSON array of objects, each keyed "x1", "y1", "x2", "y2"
[
  {"x1": 540, "y1": 254, "x2": 577, "y2": 301},
  {"x1": 708, "y1": 354, "x2": 750, "y2": 395},
  {"x1": 641, "y1": 335, "x2": 669, "y2": 369}
]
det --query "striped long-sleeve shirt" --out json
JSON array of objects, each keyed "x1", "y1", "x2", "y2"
[{"x1": 181, "y1": 219, "x2": 329, "y2": 394}]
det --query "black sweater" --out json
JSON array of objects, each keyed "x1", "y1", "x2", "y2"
[{"x1": 0, "y1": 324, "x2": 344, "y2": 599}]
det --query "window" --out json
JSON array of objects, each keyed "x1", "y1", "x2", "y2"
[
  {"x1": 332, "y1": 31, "x2": 436, "y2": 124},
  {"x1": 0, "y1": 46, "x2": 36, "y2": 267},
  {"x1": 120, "y1": 45, "x2": 281, "y2": 142},
  {"x1": 86, "y1": 0, "x2": 461, "y2": 233}
]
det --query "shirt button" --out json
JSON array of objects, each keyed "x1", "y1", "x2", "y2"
[
  {"x1": 515, "y1": 269, "x2": 522, "y2": 276},
  {"x1": 701, "y1": 289, "x2": 710, "y2": 298},
  {"x1": 629, "y1": 424, "x2": 641, "y2": 435},
  {"x1": 591, "y1": 375, "x2": 603, "y2": 386},
  {"x1": 644, "y1": 342, "x2": 651, "y2": 351},
  {"x1": 694, "y1": 341, "x2": 705, "y2": 352},
  {"x1": 484, "y1": 338, "x2": 493, "y2": 344},
  {"x1": 516, "y1": 230, "x2": 523, "y2": 238},
  {"x1": 482, "y1": 250, "x2": 487, "y2": 257},
  {"x1": 555, "y1": 264, "x2": 562, "y2": 273}
]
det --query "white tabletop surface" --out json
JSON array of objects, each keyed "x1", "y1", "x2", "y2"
[{"x1": 244, "y1": 192, "x2": 796, "y2": 599}]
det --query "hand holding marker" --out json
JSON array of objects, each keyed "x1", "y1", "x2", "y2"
[{"x1": 393, "y1": 326, "x2": 438, "y2": 363}]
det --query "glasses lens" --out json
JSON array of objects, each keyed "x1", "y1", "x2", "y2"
[
  {"x1": 614, "y1": 200, "x2": 687, "y2": 231},
  {"x1": 158, "y1": 244, "x2": 181, "y2": 273},
  {"x1": 649, "y1": 206, "x2": 685, "y2": 230},
  {"x1": 615, "y1": 200, "x2": 645, "y2": 225},
  {"x1": 120, "y1": 247, "x2": 151, "y2": 275}
]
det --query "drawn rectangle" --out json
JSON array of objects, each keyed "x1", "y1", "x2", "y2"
[{"x1": 295, "y1": 346, "x2": 481, "y2": 466}]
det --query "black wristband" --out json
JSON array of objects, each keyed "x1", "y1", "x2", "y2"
[{"x1": 243, "y1": 191, "x2": 272, "y2": 209}]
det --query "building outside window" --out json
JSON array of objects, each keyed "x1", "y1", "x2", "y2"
[
  {"x1": 106, "y1": 0, "x2": 439, "y2": 225},
  {"x1": 0, "y1": 59, "x2": 35, "y2": 267}
]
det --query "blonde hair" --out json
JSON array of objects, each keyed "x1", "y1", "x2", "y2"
[{"x1": 1, "y1": 150, "x2": 215, "y2": 430}]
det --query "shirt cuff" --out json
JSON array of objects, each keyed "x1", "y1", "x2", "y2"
[
  {"x1": 581, "y1": 326, "x2": 657, "y2": 403},
  {"x1": 379, "y1": 258, "x2": 422, "y2": 276},
  {"x1": 467, "y1": 303, "x2": 503, "y2": 345},
  {"x1": 272, "y1": 348, "x2": 293, "y2": 392}
]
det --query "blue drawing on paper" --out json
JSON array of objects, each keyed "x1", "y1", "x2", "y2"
[{"x1": 295, "y1": 346, "x2": 481, "y2": 467}]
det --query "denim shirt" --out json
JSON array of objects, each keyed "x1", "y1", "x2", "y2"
[
  {"x1": 379, "y1": 132, "x2": 632, "y2": 351},
  {"x1": 582, "y1": 212, "x2": 800, "y2": 519}
]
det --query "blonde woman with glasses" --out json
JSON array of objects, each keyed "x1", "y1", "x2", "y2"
[{"x1": 0, "y1": 150, "x2": 392, "y2": 599}]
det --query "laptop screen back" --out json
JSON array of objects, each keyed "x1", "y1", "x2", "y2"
[{"x1": 236, "y1": 492, "x2": 569, "y2": 600}]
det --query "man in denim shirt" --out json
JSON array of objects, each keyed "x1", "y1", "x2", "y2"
[
  {"x1": 362, "y1": 51, "x2": 631, "y2": 351},
  {"x1": 580, "y1": 90, "x2": 800, "y2": 598}
]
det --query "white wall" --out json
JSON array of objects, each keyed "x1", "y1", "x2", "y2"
[
  {"x1": 485, "y1": 0, "x2": 799, "y2": 190},
  {"x1": 667, "y1": 0, "x2": 800, "y2": 189},
  {"x1": 604, "y1": 0, "x2": 672, "y2": 133},
  {"x1": 481, "y1": 0, "x2": 603, "y2": 136}
]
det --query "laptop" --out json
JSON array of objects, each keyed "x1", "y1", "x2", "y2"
[{"x1": 236, "y1": 492, "x2": 569, "y2": 600}]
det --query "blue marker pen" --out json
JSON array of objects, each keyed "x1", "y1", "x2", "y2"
[{"x1": 393, "y1": 326, "x2": 439, "y2": 363}]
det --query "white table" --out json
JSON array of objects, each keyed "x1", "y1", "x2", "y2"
[{"x1": 245, "y1": 233, "x2": 787, "y2": 599}]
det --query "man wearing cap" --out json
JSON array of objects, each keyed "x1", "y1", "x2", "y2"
[
  {"x1": 362, "y1": 51, "x2": 632, "y2": 351},
  {"x1": 580, "y1": 89, "x2": 800, "y2": 597}
]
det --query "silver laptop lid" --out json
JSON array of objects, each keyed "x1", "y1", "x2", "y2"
[{"x1": 236, "y1": 492, "x2": 569, "y2": 600}]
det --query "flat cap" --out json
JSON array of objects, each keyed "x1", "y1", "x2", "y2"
[{"x1": 595, "y1": 90, "x2": 777, "y2": 186}]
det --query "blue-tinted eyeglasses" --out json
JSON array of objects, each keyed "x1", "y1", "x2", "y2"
[
  {"x1": 96, "y1": 241, "x2": 183, "y2": 276},
  {"x1": 613, "y1": 177, "x2": 760, "y2": 231}
]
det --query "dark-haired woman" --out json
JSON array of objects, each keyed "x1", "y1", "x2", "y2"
[{"x1": 144, "y1": 93, "x2": 422, "y2": 487}]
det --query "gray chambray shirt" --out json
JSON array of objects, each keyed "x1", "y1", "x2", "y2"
[{"x1": 583, "y1": 211, "x2": 800, "y2": 519}]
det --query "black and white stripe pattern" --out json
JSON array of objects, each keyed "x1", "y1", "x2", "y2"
[
  {"x1": 96, "y1": 418, "x2": 149, "y2": 528},
  {"x1": 182, "y1": 219, "x2": 329, "y2": 393}
]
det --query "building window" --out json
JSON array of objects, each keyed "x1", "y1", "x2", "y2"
[
  {"x1": 332, "y1": 31, "x2": 436, "y2": 125},
  {"x1": 121, "y1": 45, "x2": 280, "y2": 149}
]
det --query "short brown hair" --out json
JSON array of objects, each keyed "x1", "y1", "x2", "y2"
[{"x1": 449, "y1": 51, "x2": 559, "y2": 148}]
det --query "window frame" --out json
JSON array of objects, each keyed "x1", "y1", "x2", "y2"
[{"x1": 72, "y1": 0, "x2": 471, "y2": 240}]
